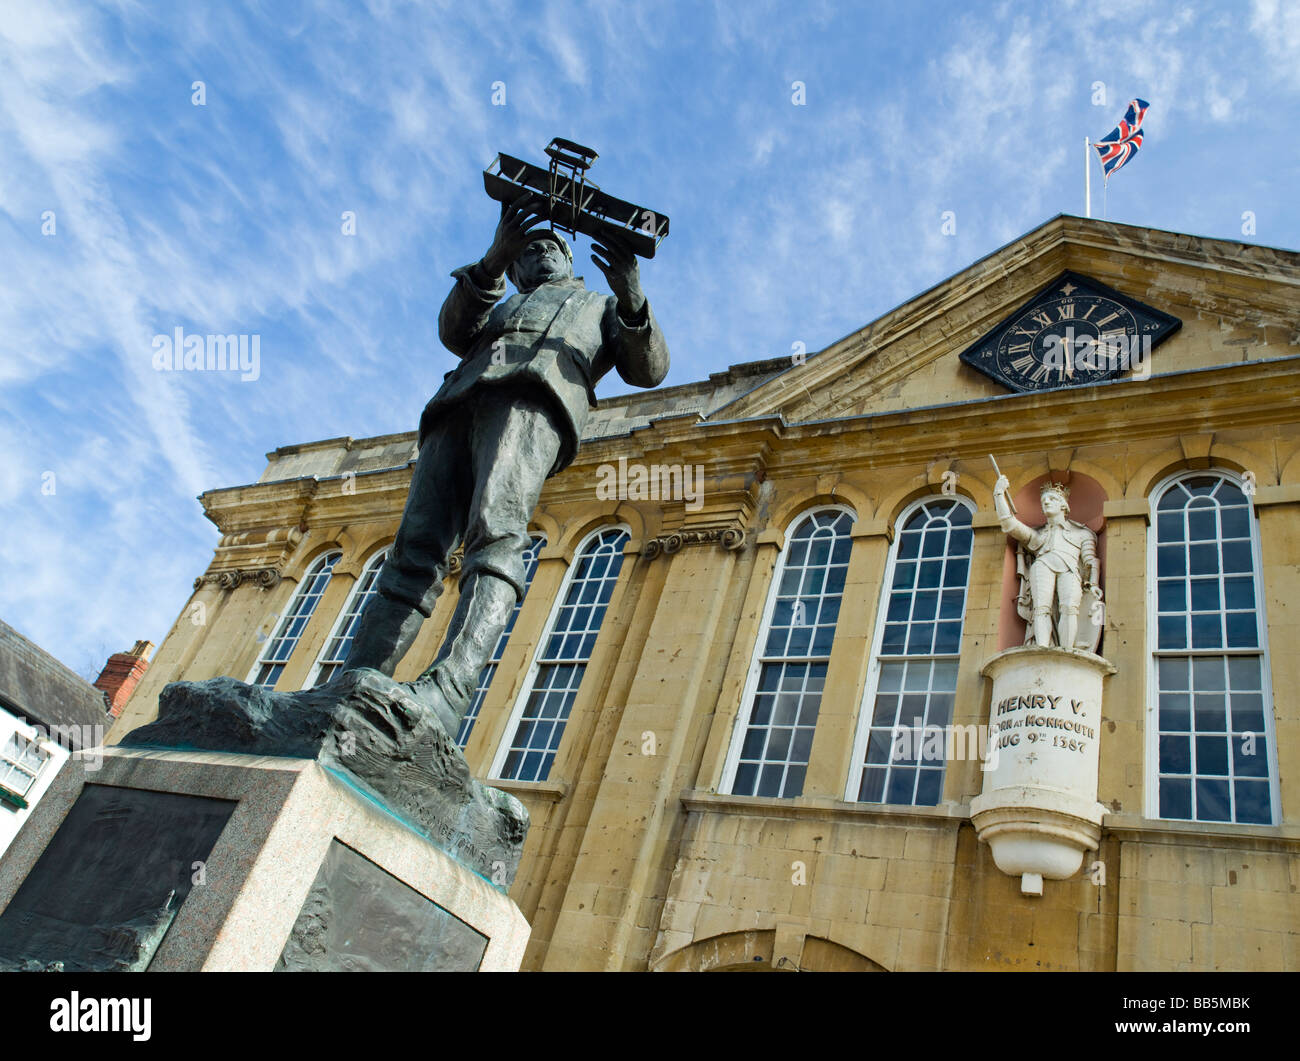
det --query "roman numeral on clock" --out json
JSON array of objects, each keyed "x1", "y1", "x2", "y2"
[{"x1": 956, "y1": 271, "x2": 1182, "y2": 394}]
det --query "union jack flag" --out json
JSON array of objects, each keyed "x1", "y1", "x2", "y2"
[{"x1": 1094, "y1": 98, "x2": 1149, "y2": 179}]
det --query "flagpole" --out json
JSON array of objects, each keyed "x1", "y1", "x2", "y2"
[{"x1": 1084, "y1": 137, "x2": 1091, "y2": 218}]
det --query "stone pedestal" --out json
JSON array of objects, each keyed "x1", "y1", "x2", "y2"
[
  {"x1": 0, "y1": 747, "x2": 530, "y2": 971},
  {"x1": 970, "y1": 645, "x2": 1115, "y2": 896}
]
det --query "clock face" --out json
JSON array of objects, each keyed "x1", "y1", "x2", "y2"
[{"x1": 959, "y1": 272, "x2": 1182, "y2": 393}]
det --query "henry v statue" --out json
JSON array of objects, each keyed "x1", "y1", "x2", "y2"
[
  {"x1": 992, "y1": 476, "x2": 1102, "y2": 652},
  {"x1": 338, "y1": 194, "x2": 670, "y2": 732}
]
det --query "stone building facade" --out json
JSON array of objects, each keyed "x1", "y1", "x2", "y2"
[{"x1": 109, "y1": 216, "x2": 1300, "y2": 971}]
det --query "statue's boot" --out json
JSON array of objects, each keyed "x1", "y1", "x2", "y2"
[
  {"x1": 409, "y1": 572, "x2": 518, "y2": 736},
  {"x1": 339, "y1": 591, "x2": 426, "y2": 676}
]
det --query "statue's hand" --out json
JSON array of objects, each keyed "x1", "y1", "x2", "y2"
[
  {"x1": 483, "y1": 193, "x2": 548, "y2": 278},
  {"x1": 993, "y1": 474, "x2": 1009, "y2": 498},
  {"x1": 591, "y1": 234, "x2": 645, "y2": 317}
]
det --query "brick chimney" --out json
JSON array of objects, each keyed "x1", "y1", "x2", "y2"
[{"x1": 93, "y1": 640, "x2": 154, "y2": 718}]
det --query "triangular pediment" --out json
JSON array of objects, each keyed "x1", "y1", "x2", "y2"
[{"x1": 712, "y1": 216, "x2": 1300, "y2": 425}]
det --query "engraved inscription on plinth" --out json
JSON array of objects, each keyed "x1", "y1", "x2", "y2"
[{"x1": 971, "y1": 645, "x2": 1115, "y2": 895}]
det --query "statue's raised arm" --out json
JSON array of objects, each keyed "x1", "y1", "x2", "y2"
[{"x1": 993, "y1": 474, "x2": 1037, "y2": 544}]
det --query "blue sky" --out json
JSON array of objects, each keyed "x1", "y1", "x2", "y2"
[{"x1": 2, "y1": 0, "x2": 1298, "y2": 677}]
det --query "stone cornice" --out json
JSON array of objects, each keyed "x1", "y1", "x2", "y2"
[
  {"x1": 1058, "y1": 215, "x2": 1300, "y2": 294},
  {"x1": 199, "y1": 467, "x2": 413, "y2": 537},
  {"x1": 569, "y1": 417, "x2": 785, "y2": 475},
  {"x1": 725, "y1": 354, "x2": 1300, "y2": 478},
  {"x1": 199, "y1": 478, "x2": 319, "y2": 534},
  {"x1": 265, "y1": 431, "x2": 415, "y2": 463},
  {"x1": 192, "y1": 355, "x2": 1300, "y2": 549}
]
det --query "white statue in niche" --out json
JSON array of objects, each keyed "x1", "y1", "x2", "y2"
[{"x1": 992, "y1": 477, "x2": 1103, "y2": 652}]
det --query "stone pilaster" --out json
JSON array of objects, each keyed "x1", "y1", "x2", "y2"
[{"x1": 541, "y1": 541, "x2": 741, "y2": 970}]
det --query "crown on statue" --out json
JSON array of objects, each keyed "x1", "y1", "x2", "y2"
[{"x1": 1040, "y1": 481, "x2": 1071, "y2": 507}]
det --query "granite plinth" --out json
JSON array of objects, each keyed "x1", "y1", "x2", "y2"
[
  {"x1": 0, "y1": 747, "x2": 531, "y2": 971},
  {"x1": 119, "y1": 668, "x2": 527, "y2": 887}
]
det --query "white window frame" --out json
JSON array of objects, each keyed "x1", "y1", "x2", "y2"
[
  {"x1": 305, "y1": 546, "x2": 390, "y2": 689},
  {"x1": 720, "y1": 504, "x2": 856, "y2": 797},
  {"x1": 246, "y1": 550, "x2": 342, "y2": 689},
  {"x1": 1144, "y1": 469, "x2": 1280, "y2": 824},
  {"x1": 0, "y1": 730, "x2": 50, "y2": 803},
  {"x1": 490, "y1": 524, "x2": 630, "y2": 781},
  {"x1": 844, "y1": 495, "x2": 975, "y2": 806}
]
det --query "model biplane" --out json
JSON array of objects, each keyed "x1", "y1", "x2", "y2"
[{"x1": 483, "y1": 138, "x2": 670, "y2": 259}]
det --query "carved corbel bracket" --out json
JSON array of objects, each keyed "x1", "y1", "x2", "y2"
[
  {"x1": 642, "y1": 525, "x2": 746, "y2": 560},
  {"x1": 193, "y1": 567, "x2": 283, "y2": 591}
]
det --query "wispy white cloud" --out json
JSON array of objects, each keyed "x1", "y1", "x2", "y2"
[{"x1": 1250, "y1": 0, "x2": 1300, "y2": 89}]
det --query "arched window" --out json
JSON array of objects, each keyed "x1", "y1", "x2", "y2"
[
  {"x1": 248, "y1": 550, "x2": 341, "y2": 689},
  {"x1": 493, "y1": 526, "x2": 629, "y2": 783},
  {"x1": 723, "y1": 507, "x2": 854, "y2": 799},
  {"x1": 308, "y1": 548, "x2": 389, "y2": 688},
  {"x1": 1150, "y1": 472, "x2": 1276, "y2": 824},
  {"x1": 457, "y1": 534, "x2": 547, "y2": 748},
  {"x1": 848, "y1": 497, "x2": 974, "y2": 806}
]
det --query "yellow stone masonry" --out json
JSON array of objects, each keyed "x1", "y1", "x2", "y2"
[{"x1": 109, "y1": 217, "x2": 1300, "y2": 971}]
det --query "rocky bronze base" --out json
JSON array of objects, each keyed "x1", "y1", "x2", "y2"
[{"x1": 119, "y1": 668, "x2": 528, "y2": 888}]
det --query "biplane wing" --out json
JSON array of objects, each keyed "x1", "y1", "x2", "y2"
[{"x1": 483, "y1": 139, "x2": 670, "y2": 259}]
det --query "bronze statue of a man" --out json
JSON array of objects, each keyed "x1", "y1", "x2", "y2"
[
  {"x1": 993, "y1": 477, "x2": 1101, "y2": 650},
  {"x1": 341, "y1": 195, "x2": 669, "y2": 731}
]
